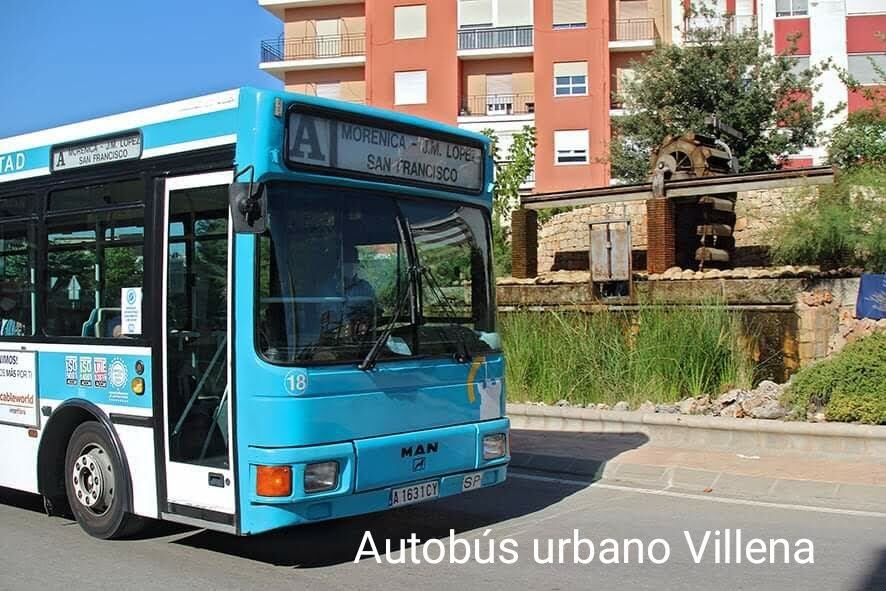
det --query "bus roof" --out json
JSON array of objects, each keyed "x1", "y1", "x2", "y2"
[{"x1": 0, "y1": 87, "x2": 492, "y2": 190}]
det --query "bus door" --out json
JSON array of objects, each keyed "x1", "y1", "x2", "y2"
[{"x1": 160, "y1": 171, "x2": 236, "y2": 526}]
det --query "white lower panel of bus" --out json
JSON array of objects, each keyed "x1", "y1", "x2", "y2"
[
  {"x1": 115, "y1": 424, "x2": 159, "y2": 518},
  {"x1": 0, "y1": 424, "x2": 40, "y2": 493}
]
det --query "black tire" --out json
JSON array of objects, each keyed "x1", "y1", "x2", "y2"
[{"x1": 64, "y1": 421, "x2": 145, "y2": 539}]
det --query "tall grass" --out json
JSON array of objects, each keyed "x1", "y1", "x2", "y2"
[{"x1": 500, "y1": 304, "x2": 756, "y2": 407}]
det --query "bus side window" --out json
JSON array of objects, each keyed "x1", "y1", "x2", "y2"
[
  {"x1": 0, "y1": 195, "x2": 36, "y2": 337},
  {"x1": 44, "y1": 180, "x2": 145, "y2": 338}
]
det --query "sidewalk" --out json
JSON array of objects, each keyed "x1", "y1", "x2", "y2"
[{"x1": 510, "y1": 428, "x2": 886, "y2": 513}]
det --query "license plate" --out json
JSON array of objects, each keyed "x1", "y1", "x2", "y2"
[
  {"x1": 461, "y1": 472, "x2": 483, "y2": 492},
  {"x1": 390, "y1": 480, "x2": 439, "y2": 507}
]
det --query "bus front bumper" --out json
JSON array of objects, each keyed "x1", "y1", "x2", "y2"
[{"x1": 240, "y1": 418, "x2": 510, "y2": 535}]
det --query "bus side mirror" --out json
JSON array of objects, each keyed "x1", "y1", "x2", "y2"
[{"x1": 229, "y1": 182, "x2": 267, "y2": 234}]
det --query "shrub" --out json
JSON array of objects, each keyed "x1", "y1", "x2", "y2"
[
  {"x1": 499, "y1": 304, "x2": 756, "y2": 407},
  {"x1": 768, "y1": 165, "x2": 886, "y2": 273},
  {"x1": 782, "y1": 333, "x2": 886, "y2": 424}
]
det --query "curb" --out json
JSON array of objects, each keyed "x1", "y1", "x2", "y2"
[{"x1": 507, "y1": 403, "x2": 886, "y2": 462}]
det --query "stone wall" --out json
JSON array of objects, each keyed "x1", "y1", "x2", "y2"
[{"x1": 537, "y1": 185, "x2": 818, "y2": 273}]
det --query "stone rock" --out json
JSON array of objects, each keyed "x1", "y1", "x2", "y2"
[
  {"x1": 596, "y1": 403, "x2": 611, "y2": 411},
  {"x1": 695, "y1": 395, "x2": 712, "y2": 414},
  {"x1": 678, "y1": 397, "x2": 698, "y2": 414},
  {"x1": 812, "y1": 412, "x2": 827, "y2": 422},
  {"x1": 637, "y1": 400, "x2": 656, "y2": 413},
  {"x1": 749, "y1": 400, "x2": 787, "y2": 420},
  {"x1": 680, "y1": 269, "x2": 696, "y2": 280},
  {"x1": 656, "y1": 404, "x2": 679, "y2": 414},
  {"x1": 612, "y1": 401, "x2": 630, "y2": 412},
  {"x1": 716, "y1": 389, "x2": 745, "y2": 407},
  {"x1": 718, "y1": 402, "x2": 739, "y2": 417},
  {"x1": 663, "y1": 266, "x2": 682, "y2": 279},
  {"x1": 555, "y1": 399, "x2": 570, "y2": 407},
  {"x1": 755, "y1": 380, "x2": 783, "y2": 398}
]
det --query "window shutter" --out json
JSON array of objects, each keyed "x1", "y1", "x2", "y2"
[
  {"x1": 553, "y1": 61, "x2": 587, "y2": 78},
  {"x1": 394, "y1": 70, "x2": 428, "y2": 105},
  {"x1": 395, "y1": 5, "x2": 427, "y2": 40},
  {"x1": 486, "y1": 74, "x2": 513, "y2": 97},
  {"x1": 553, "y1": 0, "x2": 586, "y2": 26},
  {"x1": 315, "y1": 82, "x2": 341, "y2": 99},
  {"x1": 619, "y1": 0, "x2": 648, "y2": 20},
  {"x1": 459, "y1": 0, "x2": 493, "y2": 27},
  {"x1": 498, "y1": 0, "x2": 533, "y2": 27},
  {"x1": 554, "y1": 129, "x2": 589, "y2": 164}
]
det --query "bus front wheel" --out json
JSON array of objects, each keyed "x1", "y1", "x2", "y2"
[{"x1": 64, "y1": 422, "x2": 144, "y2": 539}]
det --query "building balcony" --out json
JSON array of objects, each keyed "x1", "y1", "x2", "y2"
[
  {"x1": 259, "y1": 34, "x2": 366, "y2": 77},
  {"x1": 259, "y1": 1, "x2": 364, "y2": 19},
  {"x1": 684, "y1": 14, "x2": 757, "y2": 39},
  {"x1": 457, "y1": 26, "x2": 534, "y2": 59},
  {"x1": 609, "y1": 18, "x2": 659, "y2": 51},
  {"x1": 459, "y1": 94, "x2": 535, "y2": 118}
]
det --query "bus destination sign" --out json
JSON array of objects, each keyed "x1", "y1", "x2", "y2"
[
  {"x1": 51, "y1": 132, "x2": 143, "y2": 172},
  {"x1": 287, "y1": 112, "x2": 483, "y2": 192}
]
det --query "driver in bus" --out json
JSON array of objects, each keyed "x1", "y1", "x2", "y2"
[{"x1": 341, "y1": 245, "x2": 375, "y2": 339}]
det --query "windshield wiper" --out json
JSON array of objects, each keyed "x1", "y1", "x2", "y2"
[
  {"x1": 358, "y1": 266, "x2": 417, "y2": 371},
  {"x1": 419, "y1": 265, "x2": 472, "y2": 364}
]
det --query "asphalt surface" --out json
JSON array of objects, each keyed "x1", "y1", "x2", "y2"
[{"x1": 1, "y1": 471, "x2": 884, "y2": 591}]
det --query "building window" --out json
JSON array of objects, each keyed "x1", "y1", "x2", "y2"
[
  {"x1": 775, "y1": 0, "x2": 808, "y2": 17},
  {"x1": 459, "y1": 0, "x2": 493, "y2": 28},
  {"x1": 789, "y1": 56, "x2": 811, "y2": 76},
  {"x1": 485, "y1": 73, "x2": 514, "y2": 114},
  {"x1": 395, "y1": 5, "x2": 427, "y2": 39},
  {"x1": 848, "y1": 53, "x2": 886, "y2": 85},
  {"x1": 554, "y1": 61, "x2": 588, "y2": 96},
  {"x1": 554, "y1": 130, "x2": 589, "y2": 165},
  {"x1": 395, "y1": 70, "x2": 428, "y2": 105},
  {"x1": 458, "y1": 0, "x2": 532, "y2": 29},
  {"x1": 315, "y1": 82, "x2": 341, "y2": 100},
  {"x1": 553, "y1": 0, "x2": 587, "y2": 29}
]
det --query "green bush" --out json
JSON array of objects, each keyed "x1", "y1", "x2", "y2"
[
  {"x1": 769, "y1": 165, "x2": 886, "y2": 273},
  {"x1": 782, "y1": 333, "x2": 886, "y2": 424},
  {"x1": 499, "y1": 304, "x2": 756, "y2": 407}
]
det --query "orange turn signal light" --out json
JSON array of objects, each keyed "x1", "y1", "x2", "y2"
[{"x1": 256, "y1": 465, "x2": 292, "y2": 497}]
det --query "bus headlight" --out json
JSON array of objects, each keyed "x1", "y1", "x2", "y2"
[
  {"x1": 483, "y1": 433, "x2": 508, "y2": 460},
  {"x1": 304, "y1": 461, "x2": 339, "y2": 493}
]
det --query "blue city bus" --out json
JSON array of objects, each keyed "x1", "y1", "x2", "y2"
[{"x1": 0, "y1": 87, "x2": 508, "y2": 538}]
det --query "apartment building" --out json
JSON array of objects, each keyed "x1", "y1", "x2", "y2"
[{"x1": 258, "y1": 1, "x2": 884, "y2": 191}]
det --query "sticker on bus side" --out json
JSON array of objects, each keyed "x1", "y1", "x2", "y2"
[{"x1": 0, "y1": 350, "x2": 38, "y2": 427}]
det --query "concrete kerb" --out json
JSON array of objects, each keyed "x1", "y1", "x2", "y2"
[
  {"x1": 508, "y1": 403, "x2": 886, "y2": 511},
  {"x1": 508, "y1": 403, "x2": 886, "y2": 462}
]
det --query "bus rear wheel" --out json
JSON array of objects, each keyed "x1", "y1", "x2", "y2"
[{"x1": 64, "y1": 422, "x2": 144, "y2": 539}]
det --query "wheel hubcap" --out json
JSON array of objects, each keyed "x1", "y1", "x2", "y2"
[{"x1": 71, "y1": 444, "x2": 115, "y2": 515}]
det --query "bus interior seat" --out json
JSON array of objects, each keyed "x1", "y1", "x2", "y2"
[{"x1": 81, "y1": 307, "x2": 121, "y2": 337}]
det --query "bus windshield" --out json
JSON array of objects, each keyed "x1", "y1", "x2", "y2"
[{"x1": 257, "y1": 183, "x2": 498, "y2": 365}]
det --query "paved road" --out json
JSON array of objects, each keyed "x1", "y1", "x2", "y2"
[{"x1": 1, "y1": 473, "x2": 884, "y2": 590}]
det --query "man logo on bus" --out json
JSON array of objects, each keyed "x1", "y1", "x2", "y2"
[
  {"x1": 290, "y1": 115, "x2": 326, "y2": 162},
  {"x1": 401, "y1": 442, "x2": 439, "y2": 458}
]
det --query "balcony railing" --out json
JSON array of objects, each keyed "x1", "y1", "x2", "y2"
[
  {"x1": 458, "y1": 25, "x2": 533, "y2": 51},
  {"x1": 684, "y1": 14, "x2": 757, "y2": 38},
  {"x1": 261, "y1": 33, "x2": 365, "y2": 63},
  {"x1": 460, "y1": 94, "x2": 535, "y2": 117},
  {"x1": 613, "y1": 18, "x2": 658, "y2": 42}
]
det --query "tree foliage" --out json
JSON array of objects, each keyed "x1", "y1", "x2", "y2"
[
  {"x1": 828, "y1": 44, "x2": 886, "y2": 168},
  {"x1": 481, "y1": 126, "x2": 536, "y2": 276},
  {"x1": 611, "y1": 6, "x2": 825, "y2": 182}
]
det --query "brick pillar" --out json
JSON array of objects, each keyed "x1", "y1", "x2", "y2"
[
  {"x1": 510, "y1": 208, "x2": 538, "y2": 279},
  {"x1": 646, "y1": 198, "x2": 676, "y2": 274}
]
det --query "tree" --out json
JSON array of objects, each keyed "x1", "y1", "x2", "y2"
[
  {"x1": 828, "y1": 43, "x2": 886, "y2": 168},
  {"x1": 481, "y1": 126, "x2": 536, "y2": 276},
  {"x1": 611, "y1": 6, "x2": 825, "y2": 182}
]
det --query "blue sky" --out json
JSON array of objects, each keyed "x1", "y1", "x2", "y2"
[{"x1": 0, "y1": 1, "x2": 282, "y2": 138}]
